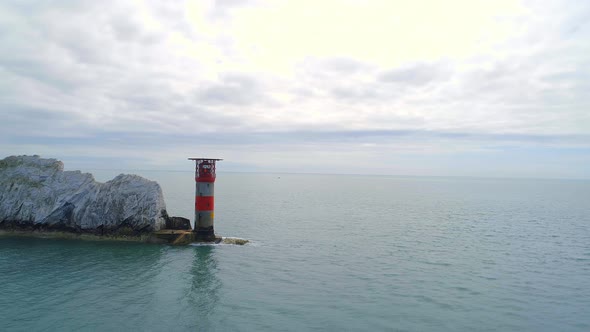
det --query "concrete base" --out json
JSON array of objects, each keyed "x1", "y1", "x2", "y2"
[
  {"x1": 152, "y1": 229, "x2": 222, "y2": 245},
  {"x1": 0, "y1": 228, "x2": 248, "y2": 246}
]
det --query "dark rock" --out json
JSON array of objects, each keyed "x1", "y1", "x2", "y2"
[{"x1": 166, "y1": 216, "x2": 191, "y2": 230}]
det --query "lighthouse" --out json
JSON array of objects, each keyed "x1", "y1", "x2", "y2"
[{"x1": 189, "y1": 158, "x2": 222, "y2": 242}]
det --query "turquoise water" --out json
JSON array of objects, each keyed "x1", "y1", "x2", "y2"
[{"x1": 1, "y1": 173, "x2": 590, "y2": 331}]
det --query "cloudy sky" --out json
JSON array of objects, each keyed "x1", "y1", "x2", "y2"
[{"x1": 1, "y1": 0, "x2": 589, "y2": 178}]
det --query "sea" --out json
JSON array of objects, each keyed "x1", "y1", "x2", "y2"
[{"x1": 1, "y1": 172, "x2": 589, "y2": 331}]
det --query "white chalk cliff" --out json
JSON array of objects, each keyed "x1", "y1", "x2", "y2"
[{"x1": 0, "y1": 155, "x2": 167, "y2": 234}]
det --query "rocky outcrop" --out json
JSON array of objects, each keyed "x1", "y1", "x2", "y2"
[
  {"x1": 165, "y1": 215, "x2": 191, "y2": 230},
  {"x1": 0, "y1": 155, "x2": 167, "y2": 235}
]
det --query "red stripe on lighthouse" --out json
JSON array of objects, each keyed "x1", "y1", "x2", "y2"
[
  {"x1": 196, "y1": 176, "x2": 216, "y2": 183},
  {"x1": 195, "y1": 196, "x2": 214, "y2": 210}
]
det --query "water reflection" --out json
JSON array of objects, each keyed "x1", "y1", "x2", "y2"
[{"x1": 187, "y1": 246, "x2": 221, "y2": 330}]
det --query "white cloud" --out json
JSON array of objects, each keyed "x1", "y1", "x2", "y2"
[{"x1": 0, "y1": 0, "x2": 589, "y2": 177}]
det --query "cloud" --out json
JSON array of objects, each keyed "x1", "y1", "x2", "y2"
[
  {"x1": 379, "y1": 62, "x2": 451, "y2": 86},
  {"x1": 196, "y1": 73, "x2": 272, "y2": 106},
  {"x1": 0, "y1": 0, "x2": 589, "y2": 178}
]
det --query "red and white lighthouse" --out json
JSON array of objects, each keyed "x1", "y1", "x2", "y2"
[{"x1": 189, "y1": 158, "x2": 222, "y2": 242}]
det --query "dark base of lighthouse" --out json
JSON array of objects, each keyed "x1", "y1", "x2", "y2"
[{"x1": 193, "y1": 227, "x2": 218, "y2": 242}]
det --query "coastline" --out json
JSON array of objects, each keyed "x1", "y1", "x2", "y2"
[
  {"x1": 0, "y1": 229, "x2": 166, "y2": 244},
  {"x1": 0, "y1": 229, "x2": 249, "y2": 245}
]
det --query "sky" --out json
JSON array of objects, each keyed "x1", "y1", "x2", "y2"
[{"x1": 1, "y1": 0, "x2": 589, "y2": 178}]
